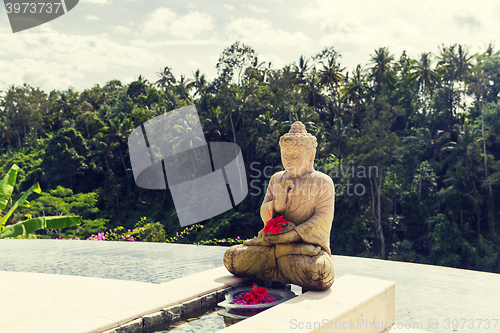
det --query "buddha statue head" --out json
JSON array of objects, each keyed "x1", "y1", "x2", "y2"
[{"x1": 279, "y1": 121, "x2": 317, "y2": 178}]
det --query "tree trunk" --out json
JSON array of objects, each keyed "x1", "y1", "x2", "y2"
[
  {"x1": 477, "y1": 214, "x2": 480, "y2": 237},
  {"x1": 118, "y1": 146, "x2": 129, "y2": 179},
  {"x1": 460, "y1": 205, "x2": 463, "y2": 229},
  {"x1": 370, "y1": 173, "x2": 386, "y2": 259},
  {"x1": 418, "y1": 168, "x2": 423, "y2": 201},
  {"x1": 15, "y1": 129, "x2": 21, "y2": 150}
]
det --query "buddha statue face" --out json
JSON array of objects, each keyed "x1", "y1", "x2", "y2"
[
  {"x1": 279, "y1": 121, "x2": 317, "y2": 178},
  {"x1": 281, "y1": 145, "x2": 315, "y2": 178}
]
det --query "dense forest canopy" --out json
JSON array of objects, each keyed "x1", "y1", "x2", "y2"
[{"x1": 1, "y1": 41, "x2": 500, "y2": 273}]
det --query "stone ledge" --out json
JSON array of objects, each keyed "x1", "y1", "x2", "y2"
[
  {"x1": 101, "y1": 267, "x2": 249, "y2": 333},
  {"x1": 383, "y1": 329, "x2": 432, "y2": 333},
  {"x1": 219, "y1": 274, "x2": 396, "y2": 333}
]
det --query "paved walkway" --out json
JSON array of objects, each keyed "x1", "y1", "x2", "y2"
[{"x1": 1, "y1": 239, "x2": 500, "y2": 332}]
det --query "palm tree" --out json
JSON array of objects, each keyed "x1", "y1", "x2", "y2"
[
  {"x1": 320, "y1": 118, "x2": 358, "y2": 165},
  {"x1": 169, "y1": 114, "x2": 206, "y2": 169},
  {"x1": 441, "y1": 123, "x2": 481, "y2": 173},
  {"x1": 319, "y1": 56, "x2": 344, "y2": 94},
  {"x1": 88, "y1": 133, "x2": 117, "y2": 172},
  {"x1": 293, "y1": 55, "x2": 310, "y2": 86},
  {"x1": 421, "y1": 128, "x2": 450, "y2": 172},
  {"x1": 437, "y1": 44, "x2": 473, "y2": 114},
  {"x1": 409, "y1": 53, "x2": 441, "y2": 113},
  {"x1": 369, "y1": 47, "x2": 395, "y2": 91},
  {"x1": 454, "y1": 45, "x2": 474, "y2": 83},
  {"x1": 169, "y1": 114, "x2": 205, "y2": 150},
  {"x1": 155, "y1": 67, "x2": 176, "y2": 92},
  {"x1": 107, "y1": 117, "x2": 133, "y2": 176},
  {"x1": 438, "y1": 167, "x2": 483, "y2": 234},
  {"x1": 187, "y1": 69, "x2": 208, "y2": 98},
  {"x1": 202, "y1": 107, "x2": 225, "y2": 141},
  {"x1": 341, "y1": 65, "x2": 369, "y2": 106},
  {"x1": 300, "y1": 69, "x2": 326, "y2": 108},
  {"x1": 242, "y1": 57, "x2": 266, "y2": 82},
  {"x1": 253, "y1": 112, "x2": 278, "y2": 135}
]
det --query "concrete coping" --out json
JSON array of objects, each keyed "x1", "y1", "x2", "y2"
[
  {"x1": 105, "y1": 271, "x2": 399, "y2": 333},
  {"x1": 0, "y1": 266, "x2": 245, "y2": 333}
]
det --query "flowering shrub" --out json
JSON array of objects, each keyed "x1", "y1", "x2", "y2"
[
  {"x1": 64, "y1": 217, "x2": 246, "y2": 245},
  {"x1": 194, "y1": 236, "x2": 244, "y2": 246},
  {"x1": 165, "y1": 223, "x2": 204, "y2": 243},
  {"x1": 87, "y1": 226, "x2": 136, "y2": 241},
  {"x1": 134, "y1": 217, "x2": 166, "y2": 242}
]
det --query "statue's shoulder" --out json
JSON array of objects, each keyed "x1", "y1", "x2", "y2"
[
  {"x1": 311, "y1": 170, "x2": 334, "y2": 186},
  {"x1": 270, "y1": 170, "x2": 287, "y2": 181}
]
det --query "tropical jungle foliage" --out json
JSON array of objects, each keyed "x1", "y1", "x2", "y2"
[
  {"x1": 0, "y1": 164, "x2": 81, "y2": 238},
  {"x1": 1, "y1": 41, "x2": 500, "y2": 272}
]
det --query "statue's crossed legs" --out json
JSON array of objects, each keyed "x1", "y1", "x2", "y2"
[{"x1": 223, "y1": 243, "x2": 334, "y2": 291}]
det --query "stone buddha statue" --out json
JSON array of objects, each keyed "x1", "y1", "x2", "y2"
[{"x1": 223, "y1": 121, "x2": 335, "y2": 291}]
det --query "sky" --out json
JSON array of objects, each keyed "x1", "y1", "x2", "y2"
[{"x1": 0, "y1": 0, "x2": 499, "y2": 93}]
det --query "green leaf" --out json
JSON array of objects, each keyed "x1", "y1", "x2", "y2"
[
  {"x1": 0, "y1": 183, "x2": 42, "y2": 228},
  {"x1": 0, "y1": 164, "x2": 19, "y2": 211},
  {"x1": 0, "y1": 216, "x2": 81, "y2": 239}
]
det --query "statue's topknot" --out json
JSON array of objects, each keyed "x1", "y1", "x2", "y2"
[{"x1": 279, "y1": 121, "x2": 317, "y2": 150}]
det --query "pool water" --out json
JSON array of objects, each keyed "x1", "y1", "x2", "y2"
[
  {"x1": 158, "y1": 284, "x2": 302, "y2": 332},
  {"x1": 155, "y1": 307, "x2": 226, "y2": 333}
]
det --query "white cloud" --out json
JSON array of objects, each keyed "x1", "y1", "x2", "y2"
[
  {"x1": 81, "y1": 0, "x2": 112, "y2": 4},
  {"x1": 129, "y1": 38, "x2": 220, "y2": 47},
  {"x1": 121, "y1": 76, "x2": 135, "y2": 85},
  {"x1": 112, "y1": 25, "x2": 132, "y2": 34},
  {"x1": 298, "y1": 0, "x2": 500, "y2": 69},
  {"x1": 142, "y1": 8, "x2": 177, "y2": 36},
  {"x1": 84, "y1": 15, "x2": 100, "y2": 21},
  {"x1": 453, "y1": 15, "x2": 482, "y2": 32},
  {"x1": 0, "y1": 30, "x2": 167, "y2": 91},
  {"x1": 227, "y1": 18, "x2": 311, "y2": 50},
  {"x1": 242, "y1": 4, "x2": 268, "y2": 13},
  {"x1": 143, "y1": 8, "x2": 214, "y2": 40},
  {"x1": 223, "y1": 4, "x2": 234, "y2": 10},
  {"x1": 170, "y1": 11, "x2": 214, "y2": 39}
]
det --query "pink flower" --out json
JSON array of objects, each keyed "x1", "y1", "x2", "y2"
[
  {"x1": 121, "y1": 235, "x2": 125, "y2": 239},
  {"x1": 221, "y1": 239, "x2": 225, "y2": 243}
]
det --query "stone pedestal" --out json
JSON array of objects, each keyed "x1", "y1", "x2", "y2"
[{"x1": 221, "y1": 274, "x2": 396, "y2": 333}]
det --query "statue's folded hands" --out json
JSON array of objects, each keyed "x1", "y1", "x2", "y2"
[{"x1": 262, "y1": 226, "x2": 300, "y2": 244}]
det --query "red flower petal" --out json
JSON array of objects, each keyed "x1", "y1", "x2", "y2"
[
  {"x1": 252, "y1": 284, "x2": 269, "y2": 297},
  {"x1": 263, "y1": 215, "x2": 289, "y2": 234},
  {"x1": 270, "y1": 224, "x2": 282, "y2": 234}
]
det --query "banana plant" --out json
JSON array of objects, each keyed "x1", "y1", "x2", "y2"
[{"x1": 0, "y1": 164, "x2": 81, "y2": 239}]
